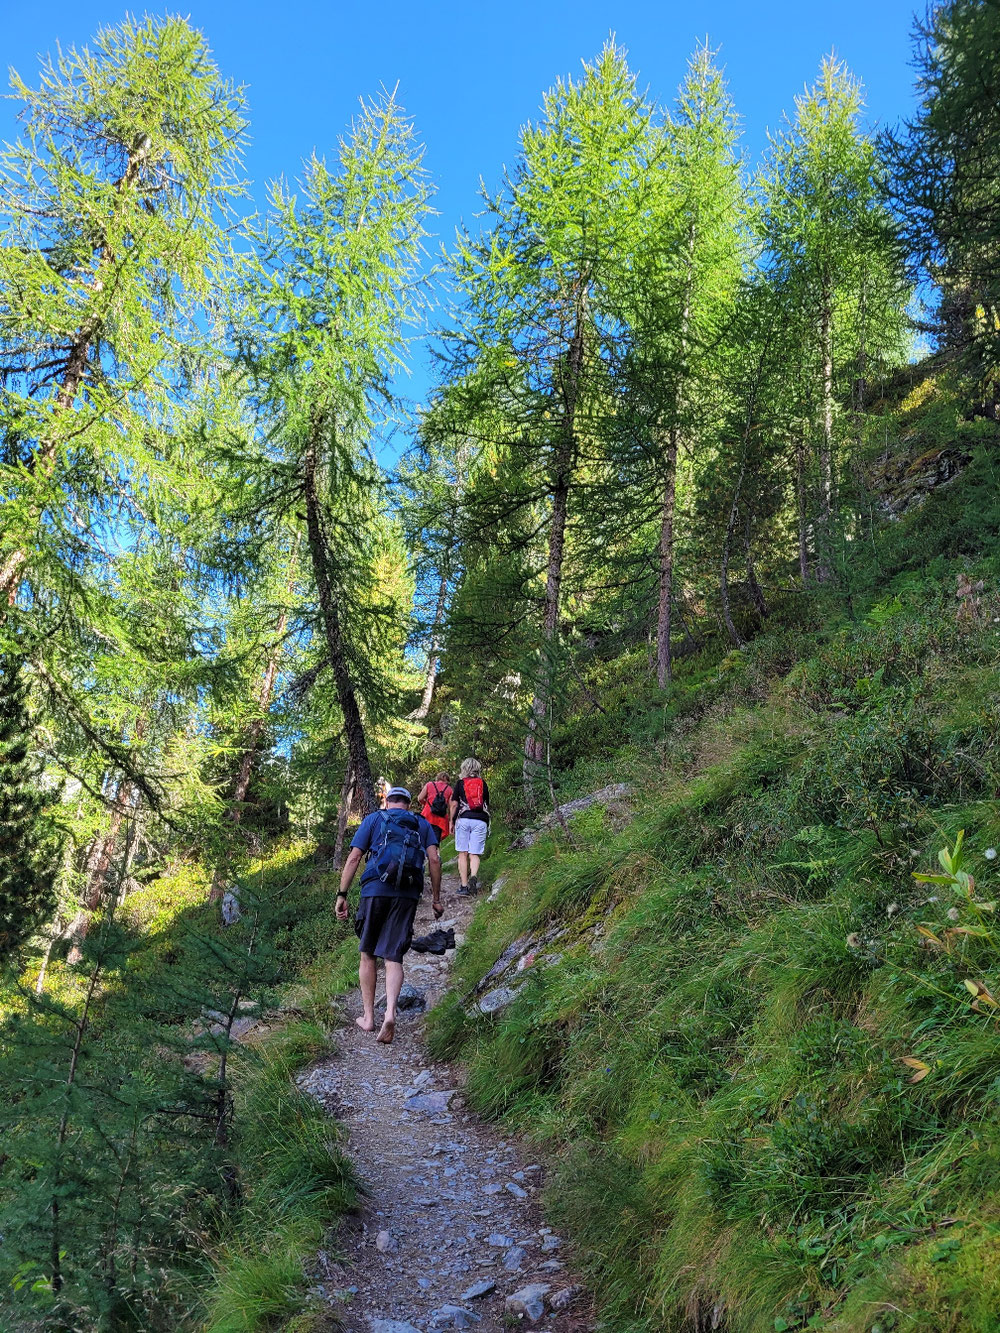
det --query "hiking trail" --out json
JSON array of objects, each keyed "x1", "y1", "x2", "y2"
[{"x1": 298, "y1": 871, "x2": 592, "y2": 1333}]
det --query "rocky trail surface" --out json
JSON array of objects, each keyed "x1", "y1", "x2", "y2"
[{"x1": 298, "y1": 872, "x2": 591, "y2": 1333}]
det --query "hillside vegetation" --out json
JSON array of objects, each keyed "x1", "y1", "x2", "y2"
[{"x1": 431, "y1": 511, "x2": 1000, "y2": 1331}]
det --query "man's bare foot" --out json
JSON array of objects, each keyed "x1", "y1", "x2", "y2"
[
  {"x1": 356, "y1": 1015, "x2": 376, "y2": 1032},
  {"x1": 376, "y1": 1017, "x2": 395, "y2": 1044}
]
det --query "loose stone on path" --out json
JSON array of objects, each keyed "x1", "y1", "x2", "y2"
[{"x1": 298, "y1": 872, "x2": 589, "y2": 1331}]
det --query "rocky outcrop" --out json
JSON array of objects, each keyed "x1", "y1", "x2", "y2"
[
  {"x1": 867, "y1": 442, "x2": 970, "y2": 518},
  {"x1": 512, "y1": 783, "x2": 631, "y2": 849}
]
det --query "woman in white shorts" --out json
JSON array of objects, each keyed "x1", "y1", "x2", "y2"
[{"x1": 449, "y1": 757, "x2": 491, "y2": 895}]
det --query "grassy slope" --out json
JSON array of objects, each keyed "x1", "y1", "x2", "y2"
[
  {"x1": 1, "y1": 845, "x2": 362, "y2": 1332},
  {"x1": 428, "y1": 396, "x2": 1000, "y2": 1331}
]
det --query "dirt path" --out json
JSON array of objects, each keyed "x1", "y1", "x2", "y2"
[{"x1": 298, "y1": 873, "x2": 589, "y2": 1333}]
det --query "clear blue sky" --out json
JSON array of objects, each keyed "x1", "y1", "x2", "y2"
[{"x1": 2, "y1": 0, "x2": 922, "y2": 430}]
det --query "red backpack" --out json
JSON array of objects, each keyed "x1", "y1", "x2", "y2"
[{"x1": 463, "y1": 776, "x2": 485, "y2": 810}]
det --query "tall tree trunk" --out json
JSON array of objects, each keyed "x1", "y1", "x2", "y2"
[
  {"x1": 523, "y1": 297, "x2": 586, "y2": 791},
  {"x1": 655, "y1": 224, "x2": 697, "y2": 688},
  {"x1": 409, "y1": 574, "x2": 448, "y2": 721},
  {"x1": 656, "y1": 429, "x2": 681, "y2": 686},
  {"x1": 721, "y1": 483, "x2": 745, "y2": 650},
  {"x1": 743, "y1": 511, "x2": 767, "y2": 621},
  {"x1": 816, "y1": 274, "x2": 835, "y2": 582},
  {"x1": 0, "y1": 140, "x2": 150, "y2": 606},
  {"x1": 333, "y1": 760, "x2": 356, "y2": 871},
  {"x1": 796, "y1": 436, "x2": 811, "y2": 586},
  {"x1": 302, "y1": 424, "x2": 378, "y2": 816},
  {"x1": 68, "y1": 712, "x2": 146, "y2": 959}
]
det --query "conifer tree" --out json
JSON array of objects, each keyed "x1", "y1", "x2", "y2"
[
  {"x1": 0, "y1": 658, "x2": 58, "y2": 961},
  {"x1": 758, "y1": 58, "x2": 906, "y2": 582},
  {"x1": 886, "y1": 0, "x2": 1000, "y2": 394},
  {"x1": 610, "y1": 45, "x2": 743, "y2": 685},
  {"x1": 449, "y1": 44, "x2": 653, "y2": 787},
  {"x1": 237, "y1": 92, "x2": 432, "y2": 815},
  {"x1": 0, "y1": 15, "x2": 247, "y2": 614}
]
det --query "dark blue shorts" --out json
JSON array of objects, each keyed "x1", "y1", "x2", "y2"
[{"x1": 354, "y1": 895, "x2": 418, "y2": 962}]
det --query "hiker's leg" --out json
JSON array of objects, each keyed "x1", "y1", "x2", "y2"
[
  {"x1": 384, "y1": 960, "x2": 404, "y2": 1019},
  {"x1": 457, "y1": 849, "x2": 469, "y2": 888},
  {"x1": 468, "y1": 822, "x2": 486, "y2": 891},
  {"x1": 378, "y1": 960, "x2": 404, "y2": 1043},
  {"x1": 357, "y1": 952, "x2": 377, "y2": 1032}
]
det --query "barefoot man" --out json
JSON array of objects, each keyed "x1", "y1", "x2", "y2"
[{"x1": 336, "y1": 786, "x2": 442, "y2": 1044}]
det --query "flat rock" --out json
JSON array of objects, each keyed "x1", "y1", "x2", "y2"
[
  {"x1": 503, "y1": 1245, "x2": 526, "y2": 1271},
  {"x1": 375, "y1": 1229, "x2": 396, "y2": 1253},
  {"x1": 406, "y1": 1089, "x2": 455, "y2": 1113},
  {"x1": 369, "y1": 1322, "x2": 423, "y2": 1333},
  {"x1": 461, "y1": 1279, "x2": 496, "y2": 1300},
  {"x1": 540, "y1": 1233, "x2": 561, "y2": 1252},
  {"x1": 428, "y1": 1306, "x2": 481, "y2": 1330},
  {"x1": 505, "y1": 1284, "x2": 551, "y2": 1322},
  {"x1": 378, "y1": 982, "x2": 426, "y2": 1012},
  {"x1": 479, "y1": 985, "x2": 519, "y2": 1015},
  {"x1": 506, "y1": 1181, "x2": 528, "y2": 1199}
]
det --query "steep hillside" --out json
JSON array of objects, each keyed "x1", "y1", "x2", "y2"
[{"x1": 426, "y1": 400, "x2": 1000, "y2": 1332}]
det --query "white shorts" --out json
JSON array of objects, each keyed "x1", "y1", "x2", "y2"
[{"x1": 454, "y1": 817, "x2": 488, "y2": 855}]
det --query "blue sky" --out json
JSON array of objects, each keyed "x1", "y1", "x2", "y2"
[{"x1": 2, "y1": 0, "x2": 922, "y2": 431}]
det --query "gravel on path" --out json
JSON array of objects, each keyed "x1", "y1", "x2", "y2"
[{"x1": 298, "y1": 874, "x2": 590, "y2": 1333}]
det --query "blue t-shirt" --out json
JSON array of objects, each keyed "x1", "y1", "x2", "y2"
[{"x1": 351, "y1": 808, "x2": 440, "y2": 899}]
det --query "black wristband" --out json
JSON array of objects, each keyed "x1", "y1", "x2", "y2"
[{"x1": 336, "y1": 891, "x2": 348, "y2": 899}]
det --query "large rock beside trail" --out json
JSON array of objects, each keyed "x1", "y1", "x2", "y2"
[
  {"x1": 505, "y1": 1284, "x2": 551, "y2": 1321},
  {"x1": 479, "y1": 985, "x2": 519, "y2": 1015},
  {"x1": 461, "y1": 1279, "x2": 496, "y2": 1300},
  {"x1": 512, "y1": 783, "x2": 631, "y2": 848}
]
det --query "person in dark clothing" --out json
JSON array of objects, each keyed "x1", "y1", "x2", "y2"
[
  {"x1": 336, "y1": 786, "x2": 442, "y2": 1043},
  {"x1": 449, "y1": 757, "x2": 490, "y2": 895}
]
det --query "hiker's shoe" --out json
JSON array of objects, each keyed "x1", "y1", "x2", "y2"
[
  {"x1": 444, "y1": 927, "x2": 456, "y2": 950},
  {"x1": 456, "y1": 884, "x2": 471, "y2": 896},
  {"x1": 468, "y1": 874, "x2": 479, "y2": 894}
]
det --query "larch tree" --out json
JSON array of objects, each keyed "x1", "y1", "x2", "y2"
[
  {"x1": 611, "y1": 44, "x2": 744, "y2": 686},
  {"x1": 886, "y1": 0, "x2": 1000, "y2": 395},
  {"x1": 238, "y1": 92, "x2": 432, "y2": 816},
  {"x1": 758, "y1": 57, "x2": 905, "y2": 583},
  {"x1": 0, "y1": 15, "x2": 247, "y2": 616},
  {"x1": 449, "y1": 43, "x2": 653, "y2": 790}
]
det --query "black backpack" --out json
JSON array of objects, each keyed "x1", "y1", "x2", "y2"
[
  {"x1": 429, "y1": 782, "x2": 449, "y2": 818},
  {"x1": 369, "y1": 809, "x2": 426, "y2": 893}
]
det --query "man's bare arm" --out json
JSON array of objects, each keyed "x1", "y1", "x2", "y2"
[
  {"x1": 336, "y1": 846, "x2": 364, "y2": 920},
  {"x1": 427, "y1": 844, "x2": 442, "y2": 906}
]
